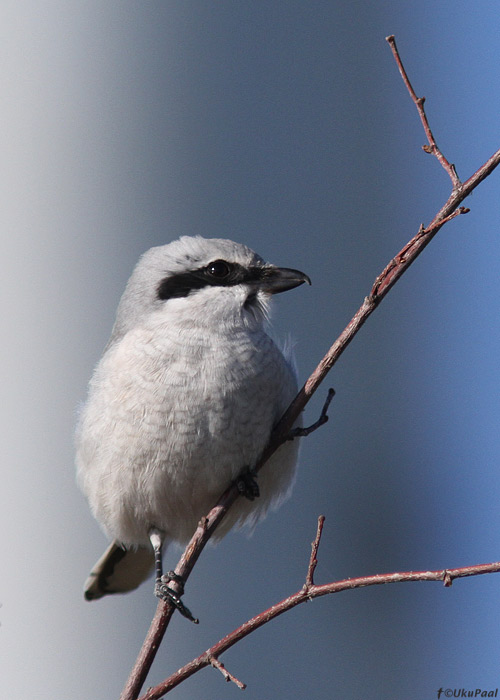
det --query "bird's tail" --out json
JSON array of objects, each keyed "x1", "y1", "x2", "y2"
[{"x1": 84, "y1": 540, "x2": 154, "y2": 600}]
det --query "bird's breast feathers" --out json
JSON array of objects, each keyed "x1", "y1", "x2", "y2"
[{"x1": 76, "y1": 321, "x2": 297, "y2": 545}]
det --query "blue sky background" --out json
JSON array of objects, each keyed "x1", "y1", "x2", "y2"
[{"x1": 3, "y1": 3, "x2": 500, "y2": 699}]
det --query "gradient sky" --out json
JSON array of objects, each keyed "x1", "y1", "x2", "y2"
[{"x1": 3, "y1": 3, "x2": 500, "y2": 699}]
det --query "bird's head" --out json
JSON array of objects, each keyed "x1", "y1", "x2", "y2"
[{"x1": 110, "y1": 236, "x2": 310, "y2": 340}]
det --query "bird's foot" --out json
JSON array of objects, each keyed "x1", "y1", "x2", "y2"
[
  {"x1": 236, "y1": 469, "x2": 260, "y2": 501},
  {"x1": 155, "y1": 571, "x2": 199, "y2": 624}
]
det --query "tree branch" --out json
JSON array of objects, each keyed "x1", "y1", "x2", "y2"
[
  {"x1": 140, "y1": 517, "x2": 500, "y2": 699},
  {"x1": 120, "y1": 36, "x2": 500, "y2": 700}
]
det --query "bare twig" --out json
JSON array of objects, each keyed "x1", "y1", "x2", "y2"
[
  {"x1": 120, "y1": 37, "x2": 500, "y2": 700},
  {"x1": 209, "y1": 656, "x2": 246, "y2": 690},
  {"x1": 386, "y1": 34, "x2": 461, "y2": 188},
  {"x1": 140, "y1": 517, "x2": 500, "y2": 699},
  {"x1": 289, "y1": 388, "x2": 335, "y2": 439},
  {"x1": 305, "y1": 515, "x2": 325, "y2": 588}
]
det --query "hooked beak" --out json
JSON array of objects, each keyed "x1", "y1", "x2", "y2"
[{"x1": 260, "y1": 266, "x2": 311, "y2": 295}]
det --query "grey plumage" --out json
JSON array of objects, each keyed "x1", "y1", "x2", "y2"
[{"x1": 76, "y1": 236, "x2": 309, "y2": 600}]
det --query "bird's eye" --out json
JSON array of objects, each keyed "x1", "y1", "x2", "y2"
[{"x1": 206, "y1": 260, "x2": 231, "y2": 278}]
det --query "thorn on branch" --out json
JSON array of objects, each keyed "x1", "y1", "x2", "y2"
[
  {"x1": 288, "y1": 389, "x2": 335, "y2": 440},
  {"x1": 209, "y1": 656, "x2": 246, "y2": 690}
]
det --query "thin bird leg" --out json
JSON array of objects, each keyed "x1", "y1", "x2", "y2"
[{"x1": 149, "y1": 528, "x2": 199, "y2": 624}]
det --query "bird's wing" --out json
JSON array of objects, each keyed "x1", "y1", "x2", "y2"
[{"x1": 84, "y1": 540, "x2": 154, "y2": 600}]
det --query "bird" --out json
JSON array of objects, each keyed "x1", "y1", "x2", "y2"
[{"x1": 76, "y1": 235, "x2": 310, "y2": 615}]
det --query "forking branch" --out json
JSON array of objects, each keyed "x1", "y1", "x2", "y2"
[
  {"x1": 140, "y1": 517, "x2": 500, "y2": 699},
  {"x1": 121, "y1": 36, "x2": 500, "y2": 700}
]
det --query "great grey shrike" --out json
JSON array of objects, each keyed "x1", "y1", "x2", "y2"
[{"x1": 76, "y1": 236, "x2": 309, "y2": 613}]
